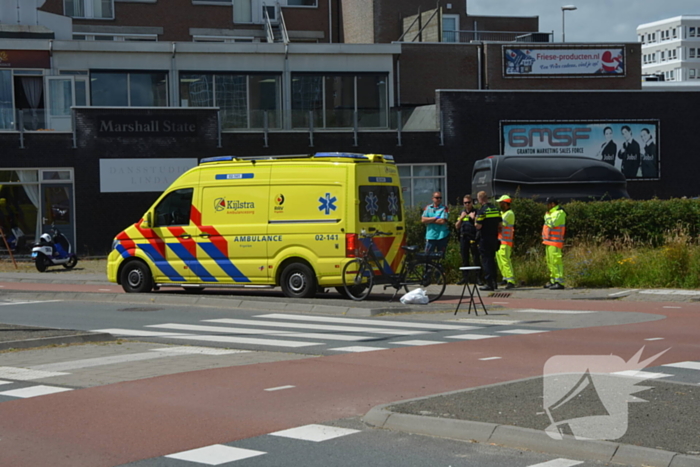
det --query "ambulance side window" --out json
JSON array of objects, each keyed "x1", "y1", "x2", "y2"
[{"x1": 154, "y1": 188, "x2": 193, "y2": 227}]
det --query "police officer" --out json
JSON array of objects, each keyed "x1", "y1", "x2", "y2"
[
  {"x1": 475, "y1": 191, "x2": 502, "y2": 291},
  {"x1": 496, "y1": 195, "x2": 515, "y2": 289},
  {"x1": 542, "y1": 197, "x2": 566, "y2": 290},
  {"x1": 455, "y1": 194, "x2": 482, "y2": 285}
]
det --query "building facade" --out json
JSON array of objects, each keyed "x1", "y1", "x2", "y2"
[{"x1": 638, "y1": 15, "x2": 700, "y2": 82}]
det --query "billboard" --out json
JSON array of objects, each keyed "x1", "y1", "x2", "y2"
[
  {"x1": 504, "y1": 47, "x2": 625, "y2": 77},
  {"x1": 500, "y1": 121, "x2": 660, "y2": 180}
]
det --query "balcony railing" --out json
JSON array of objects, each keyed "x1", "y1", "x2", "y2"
[{"x1": 442, "y1": 30, "x2": 553, "y2": 43}]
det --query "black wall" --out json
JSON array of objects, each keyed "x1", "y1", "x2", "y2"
[{"x1": 438, "y1": 89, "x2": 700, "y2": 202}]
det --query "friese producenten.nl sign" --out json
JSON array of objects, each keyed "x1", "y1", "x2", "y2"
[{"x1": 503, "y1": 47, "x2": 625, "y2": 77}]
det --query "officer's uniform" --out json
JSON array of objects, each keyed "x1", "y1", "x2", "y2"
[
  {"x1": 496, "y1": 195, "x2": 515, "y2": 287},
  {"x1": 542, "y1": 202, "x2": 566, "y2": 288},
  {"x1": 476, "y1": 201, "x2": 502, "y2": 290},
  {"x1": 457, "y1": 206, "x2": 481, "y2": 283}
]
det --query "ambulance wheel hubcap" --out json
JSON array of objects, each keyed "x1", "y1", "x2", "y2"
[
  {"x1": 289, "y1": 273, "x2": 306, "y2": 292},
  {"x1": 127, "y1": 269, "x2": 144, "y2": 287}
]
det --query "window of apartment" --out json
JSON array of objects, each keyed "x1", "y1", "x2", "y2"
[
  {"x1": 91, "y1": 71, "x2": 168, "y2": 107},
  {"x1": 651, "y1": 32, "x2": 656, "y2": 42},
  {"x1": 287, "y1": 0, "x2": 317, "y2": 6},
  {"x1": 65, "y1": 0, "x2": 114, "y2": 19},
  {"x1": 690, "y1": 27, "x2": 697, "y2": 38},
  {"x1": 661, "y1": 51, "x2": 666, "y2": 61},
  {"x1": 397, "y1": 164, "x2": 446, "y2": 208},
  {"x1": 0, "y1": 70, "x2": 12, "y2": 131},
  {"x1": 192, "y1": 36, "x2": 255, "y2": 42},
  {"x1": 179, "y1": 73, "x2": 281, "y2": 129},
  {"x1": 691, "y1": 48, "x2": 697, "y2": 59},
  {"x1": 673, "y1": 27, "x2": 678, "y2": 38},
  {"x1": 690, "y1": 69, "x2": 696, "y2": 79},
  {"x1": 291, "y1": 73, "x2": 388, "y2": 129},
  {"x1": 73, "y1": 34, "x2": 158, "y2": 41},
  {"x1": 672, "y1": 48, "x2": 678, "y2": 60}
]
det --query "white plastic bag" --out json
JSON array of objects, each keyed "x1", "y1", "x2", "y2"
[{"x1": 400, "y1": 288, "x2": 429, "y2": 305}]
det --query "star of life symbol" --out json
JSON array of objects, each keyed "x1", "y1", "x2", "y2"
[
  {"x1": 318, "y1": 193, "x2": 337, "y2": 215},
  {"x1": 543, "y1": 346, "x2": 668, "y2": 441},
  {"x1": 388, "y1": 192, "x2": 399, "y2": 215},
  {"x1": 365, "y1": 192, "x2": 379, "y2": 216}
]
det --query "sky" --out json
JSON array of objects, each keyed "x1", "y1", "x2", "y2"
[{"x1": 465, "y1": 0, "x2": 700, "y2": 43}]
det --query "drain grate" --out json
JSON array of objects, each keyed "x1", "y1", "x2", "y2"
[
  {"x1": 489, "y1": 292, "x2": 512, "y2": 298},
  {"x1": 117, "y1": 307, "x2": 163, "y2": 312}
]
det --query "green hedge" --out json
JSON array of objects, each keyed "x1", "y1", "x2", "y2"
[{"x1": 405, "y1": 198, "x2": 700, "y2": 285}]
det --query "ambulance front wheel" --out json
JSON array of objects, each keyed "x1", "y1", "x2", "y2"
[
  {"x1": 280, "y1": 262, "x2": 317, "y2": 299},
  {"x1": 121, "y1": 260, "x2": 153, "y2": 293}
]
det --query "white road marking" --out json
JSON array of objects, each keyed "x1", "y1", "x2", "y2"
[
  {"x1": 663, "y1": 361, "x2": 700, "y2": 371},
  {"x1": 663, "y1": 306, "x2": 682, "y2": 309},
  {"x1": 205, "y1": 318, "x2": 428, "y2": 335},
  {"x1": 165, "y1": 445, "x2": 265, "y2": 465},
  {"x1": 645, "y1": 337, "x2": 665, "y2": 341},
  {"x1": 613, "y1": 370, "x2": 672, "y2": 379},
  {"x1": 0, "y1": 385, "x2": 73, "y2": 398},
  {"x1": 255, "y1": 313, "x2": 480, "y2": 330},
  {"x1": 0, "y1": 380, "x2": 12, "y2": 386},
  {"x1": 527, "y1": 459, "x2": 583, "y2": 467},
  {"x1": 165, "y1": 334, "x2": 322, "y2": 348},
  {"x1": 0, "y1": 300, "x2": 61, "y2": 306},
  {"x1": 514, "y1": 309, "x2": 596, "y2": 314},
  {"x1": 269, "y1": 424, "x2": 360, "y2": 442},
  {"x1": 151, "y1": 346, "x2": 249, "y2": 355},
  {"x1": 91, "y1": 329, "x2": 190, "y2": 337},
  {"x1": 491, "y1": 302, "x2": 510, "y2": 304},
  {"x1": 497, "y1": 329, "x2": 549, "y2": 335},
  {"x1": 147, "y1": 323, "x2": 374, "y2": 342},
  {"x1": 445, "y1": 334, "x2": 500, "y2": 340},
  {"x1": 452, "y1": 318, "x2": 521, "y2": 325},
  {"x1": 609, "y1": 290, "x2": 638, "y2": 297},
  {"x1": 390, "y1": 340, "x2": 444, "y2": 346},
  {"x1": 0, "y1": 367, "x2": 69, "y2": 380},
  {"x1": 30, "y1": 352, "x2": 177, "y2": 372},
  {"x1": 264, "y1": 385, "x2": 295, "y2": 392},
  {"x1": 329, "y1": 346, "x2": 385, "y2": 352},
  {"x1": 479, "y1": 357, "x2": 502, "y2": 361}
]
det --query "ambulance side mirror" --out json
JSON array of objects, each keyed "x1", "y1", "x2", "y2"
[{"x1": 142, "y1": 212, "x2": 152, "y2": 229}]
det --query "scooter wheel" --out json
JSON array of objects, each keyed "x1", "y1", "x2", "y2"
[
  {"x1": 35, "y1": 254, "x2": 48, "y2": 272},
  {"x1": 63, "y1": 256, "x2": 78, "y2": 269}
]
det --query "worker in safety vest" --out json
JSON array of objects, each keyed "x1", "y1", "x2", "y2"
[
  {"x1": 542, "y1": 197, "x2": 566, "y2": 290},
  {"x1": 496, "y1": 195, "x2": 515, "y2": 289}
]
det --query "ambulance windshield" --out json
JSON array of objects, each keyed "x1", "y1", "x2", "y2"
[{"x1": 358, "y1": 186, "x2": 403, "y2": 223}]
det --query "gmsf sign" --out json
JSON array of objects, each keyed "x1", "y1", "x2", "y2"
[{"x1": 507, "y1": 127, "x2": 591, "y2": 147}]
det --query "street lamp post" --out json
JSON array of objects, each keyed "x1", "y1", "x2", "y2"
[{"x1": 561, "y1": 5, "x2": 577, "y2": 42}]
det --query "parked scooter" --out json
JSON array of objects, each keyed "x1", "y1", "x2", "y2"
[{"x1": 31, "y1": 225, "x2": 78, "y2": 272}]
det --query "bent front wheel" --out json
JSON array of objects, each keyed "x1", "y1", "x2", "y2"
[
  {"x1": 405, "y1": 263, "x2": 446, "y2": 303},
  {"x1": 342, "y1": 259, "x2": 374, "y2": 301}
]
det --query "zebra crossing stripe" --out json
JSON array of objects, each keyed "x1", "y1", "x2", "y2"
[
  {"x1": 146, "y1": 323, "x2": 375, "y2": 342},
  {"x1": 205, "y1": 318, "x2": 427, "y2": 336},
  {"x1": 269, "y1": 424, "x2": 360, "y2": 442},
  {"x1": 164, "y1": 334, "x2": 322, "y2": 348},
  {"x1": 255, "y1": 313, "x2": 481, "y2": 330},
  {"x1": 166, "y1": 445, "x2": 265, "y2": 464},
  {"x1": 0, "y1": 385, "x2": 73, "y2": 398}
]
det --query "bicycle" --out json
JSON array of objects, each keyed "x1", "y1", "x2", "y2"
[{"x1": 341, "y1": 230, "x2": 446, "y2": 302}]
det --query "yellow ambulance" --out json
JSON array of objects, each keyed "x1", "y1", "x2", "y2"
[{"x1": 107, "y1": 153, "x2": 406, "y2": 298}]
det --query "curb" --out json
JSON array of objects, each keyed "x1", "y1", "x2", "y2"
[
  {"x1": 0, "y1": 332, "x2": 116, "y2": 351},
  {"x1": 0, "y1": 291, "x2": 455, "y2": 317},
  {"x1": 363, "y1": 405, "x2": 700, "y2": 467}
]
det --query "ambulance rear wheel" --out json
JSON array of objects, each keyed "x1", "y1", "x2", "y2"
[
  {"x1": 121, "y1": 261, "x2": 153, "y2": 293},
  {"x1": 280, "y1": 262, "x2": 317, "y2": 299}
]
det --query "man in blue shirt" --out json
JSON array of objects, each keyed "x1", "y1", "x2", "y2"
[{"x1": 421, "y1": 191, "x2": 449, "y2": 254}]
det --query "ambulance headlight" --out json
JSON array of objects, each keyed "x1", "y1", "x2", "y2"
[{"x1": 111, "y1": 239, "x2": 119, "y2": 251}]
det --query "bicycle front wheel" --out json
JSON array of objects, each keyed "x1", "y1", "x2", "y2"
[
  {"x1": 405, "y1": 263, "x2": 446, "y2": 303},
  {"x1": 342, "y1": 259, "x2": 374, "y2": 300}
]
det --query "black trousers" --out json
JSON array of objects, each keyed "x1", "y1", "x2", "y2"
[
  {"x1": 460, "y1": 237, "x2": 481, "y2": 281},
  {"x1": 479, "y1": 239, "x2": 499, "y2": 287}
]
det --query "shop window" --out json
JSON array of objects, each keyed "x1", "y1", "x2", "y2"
[
  {"x1": 397, "y1": 164, "x2": 447, "y2": 208},
  {"x1": 91, "y1": 71, "x2": 168, "y2": 107},
  {"x1": 179, "y1": 73, "x2": 281, "y2": 129},
  {"x1": 291, "y1": 73, "x2": 389, "y2": 129},
  {"x1": 65, "y1": 0, "x2": 114, "y2": 19}
]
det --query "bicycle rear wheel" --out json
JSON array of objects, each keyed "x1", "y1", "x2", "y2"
[
  {"x1": 342, "y1": 259, "x2": 374, "y2": 300},
  {"x1": 404, "y1": 263, "x2": 446, "y2": 303}
]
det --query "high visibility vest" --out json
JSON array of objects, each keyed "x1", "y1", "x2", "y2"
[
  {"x1": 499, "y1": 209, "x2": 515, "y2": 247},
  {"x1": 542, "y1": 206, "x2": 566, "y2": 248}
]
